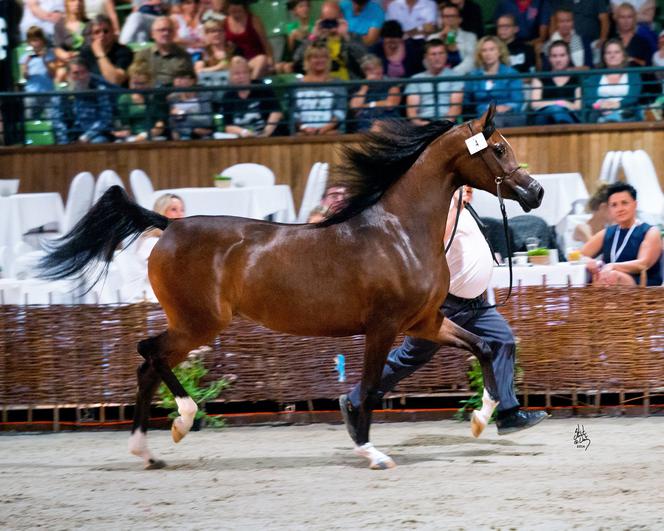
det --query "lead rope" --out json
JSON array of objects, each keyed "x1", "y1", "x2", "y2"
[{"x1": 444, "y1": 187, "x2": 464, "y2": 254}]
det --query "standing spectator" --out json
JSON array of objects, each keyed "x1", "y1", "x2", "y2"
[
  {"x1": 611, "y1": 2, "x2": 653, "y2": 66},
  {"x1": 385, "y1": 0, "x2": 438, "y2": 41},
  {"x1": 80, "y1": 14, "x2": 134, "y2": 86},
  {"x1": 583, "y1": 38, "x2": 643, "y2": 123},
  {"x1": 20, "y1": 0, "x2": 64, "y2": 40},
  {"x1": 431, "y1": 2, "x2": 477, "y2": 74},
  {"x1": 464, "y1": 35, "x2": 526, "y2": 126},
  {"x1": 53, "y1": 0, "x2": 90, "y2": 83},
  {"x1": 340, "y1": 0, "x2": 386, "y2": 46},
  {"x1": 135, "y1": 16, "x2": 194, "y2": 86},
  {"x1": 120, "y1": 0, "x2": 171, "y2": 45},
  {"x1": 171, "y1": 0, "x2": 206, "y2": 55},
  {"x1": 369, "y1": 19, "x2": 425, "y2": 78},
  {"x1": 219, "y1": 56, "x2": 285, "y2": 137},
  {"x1": 291, "y1": 42, "x2": 346, "y2": 135},
  {"x1": 496, "y1": 13, "x2": 536, "y2": 73},
  {"x1": 21, "y1": 26, "x2": 57, "y2": 119},
  {"x1": 84, "y1": 0, "x2": 120, "y2": 35},
  {"x1": 404, "y1": 38, "x2": 463, "y2": 124},
  {"x1": 167, "y1": 69, "x2": 214, "y2": 139},
  {"x1": 223, "y1": 0, "x2": 273, "y2": 79},
  {"x1": 52, "y1": 57, "x2": 114, "y2": 144},
  {"x1": 447, "y1": 0, "x2": 484, "y2": 38},
  {"x1": 529, "y1": 40, "x2": 581, "y2": 124},
  {"x1": 493, "y1": 0, "x2": 551, "y2": 50},
  {"x1": 349, "y1": 54, "x2": 402, "y2": 131},
  {"x1": 549, "y1": 0, "x2": 609, "y2": 65},
  {"x1": 543, "y1": 8, "x2": 593, "y2": 69},
  {"x1": 194, "y1": 18, "x2": 233, "y2": 84}
]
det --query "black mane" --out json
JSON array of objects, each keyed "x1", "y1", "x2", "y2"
[{"x1": 319, "y1": 119, "x2": 455, "y2": 226}]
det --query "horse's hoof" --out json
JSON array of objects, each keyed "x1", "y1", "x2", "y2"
[
  {"x1": 354, "y1": 443, "x2": 396, "y2": 470},
  {"x1": 369, "y1": 457, "x2": 396, "y2": 470},
  {"x1": 171, "y1": 421, "x2": 187, "y2": 443},
  {"x1": 470, "y1": 410, "x2": 486, "y2": 438},
  {"x1": 145, "y1": 458, "x2": 166, "y2": 470}
]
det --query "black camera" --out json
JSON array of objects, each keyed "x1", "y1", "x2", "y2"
[{"x1": 319, "y1": 18, "x2": 339, "y2": 30}]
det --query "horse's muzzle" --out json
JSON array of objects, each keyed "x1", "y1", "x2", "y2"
[{"x1": 513, "y1": 175, "x2": 544, "y2": 212}]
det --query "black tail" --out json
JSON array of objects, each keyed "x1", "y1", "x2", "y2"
[{"x1": 38, "y1": 185, "x2": 169, "y2": 284}]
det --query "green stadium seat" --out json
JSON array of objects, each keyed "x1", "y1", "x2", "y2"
[
  {"x1": 251, "y1": 0, "x2": 289, "y2": 36},
  {"x1": 127, "y1": 41, "x2": 154, "y2": 52},
  {"x1": 24, "y1": 120, "x2": 55, "y2": 146},
  {"x1": 12, "y1": 43, "x2": 31, "y2": 86},
  {"x1": 478, "y1": 0, "x2": 498, "y2": 31}
]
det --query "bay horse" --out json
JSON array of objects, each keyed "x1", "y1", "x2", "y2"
[{"x1": 39, "y1": 103, "x2": 543, "y2": 470}]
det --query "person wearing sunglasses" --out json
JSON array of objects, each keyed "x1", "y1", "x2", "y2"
[{"x1": 80, "y1": 14, "x2": 134, "y2": 85}]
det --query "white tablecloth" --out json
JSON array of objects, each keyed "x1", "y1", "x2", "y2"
[
  {"x1": 490, "y1": 262, "x2": 587, "y2": 290},
  {"x1": 470, "y1": 173, "x2": 589, "y2": 226},
  {"x1": 0, "y1": 193, "x2": 65, "y2": 249},
  {"x1": 152, "y1": 185, "x2": 296, "y2": 222}
]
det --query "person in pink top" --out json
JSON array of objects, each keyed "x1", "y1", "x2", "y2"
[{"x1": 223, "y1": 0, "x2": 273, "y2": 78}]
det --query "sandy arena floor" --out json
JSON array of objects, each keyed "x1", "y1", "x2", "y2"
[{"x1": 1, "y1": 417, "x2": 663, "y2": 530}]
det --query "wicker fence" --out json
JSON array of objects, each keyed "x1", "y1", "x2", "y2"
[{"x1": 1, "y1": 286, "x2": 663, "y2": 410}]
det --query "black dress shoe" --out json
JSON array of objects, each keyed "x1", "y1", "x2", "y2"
[
  {"x1": 339, "y1": 394, "x2": 359, "y2": 444},
  {"x1": 496, "y1": 409, "x2": 548, "y2": 435}
]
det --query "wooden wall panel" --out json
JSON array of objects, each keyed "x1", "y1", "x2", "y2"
[{"x1": 1, "y1": 124, "x2": 662, "y2": 208}]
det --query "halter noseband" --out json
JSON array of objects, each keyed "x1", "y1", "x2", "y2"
[{"x1": 465, "y1": 121, "x2": 520, "y2": 186}]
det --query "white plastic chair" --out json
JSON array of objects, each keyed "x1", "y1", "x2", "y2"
[
  {"x1": 622, "y1": 150, "x2": 664, "y2": 225},
  {"x1": 219, "y1": 163, "x2": 276, "y2": 188},
  {"x1": 130, "y1": 169, "x2": 155, "y2": 209},
  {"x1": 93, "y1": 169, "x2": 125, "y2": 203},
  {"x1": 297, "y1": 162, "x2": 329, "y2": 223},
  {"x1": 62, "y1": 171, "x2": 95, "y2": 233},
  {"x1": 599, "y1": 151, "x2": 621, "y2": 184}
]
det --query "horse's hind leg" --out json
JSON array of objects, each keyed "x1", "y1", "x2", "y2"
[
  {"x1": 436, "y1": 318, "x2": 499, "y2": 438},
  {"x1": 353, "y1": 328, "x2": 398, "y2": 470}
]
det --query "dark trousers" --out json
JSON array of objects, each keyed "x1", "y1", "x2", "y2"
[{"x1": 348, "y1": 293, "x2": 520, "y2": 412}]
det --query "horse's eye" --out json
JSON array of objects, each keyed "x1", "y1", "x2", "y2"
[{"x1": 493, "y1": 143, "x2": 506, "y2": 157}]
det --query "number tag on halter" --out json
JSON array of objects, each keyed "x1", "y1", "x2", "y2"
[{"x1": 465, "y1": 132, "x2": 488, "y2": 155}]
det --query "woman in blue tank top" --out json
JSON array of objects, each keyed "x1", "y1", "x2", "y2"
[{"x1": 581, "y1": 182, "x2": 663, "y2": 286}]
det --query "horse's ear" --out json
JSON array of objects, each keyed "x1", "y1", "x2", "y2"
[{"x1": 482, "y1": 101, "x2": 496, "y2": 139}]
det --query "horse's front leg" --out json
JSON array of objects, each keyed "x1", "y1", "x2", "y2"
[
  {"x1": 352, "y1": 327, "x2": 398, "y2": 470},
  {"x1": 435, "y1": 318, "x2": 500, "y2": 438}
]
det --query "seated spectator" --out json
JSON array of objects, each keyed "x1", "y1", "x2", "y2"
[
  {"x1": 167, "y1": 69, "x2": 214, "y2": 139},
  {"x1": 349, "y1": 54, "x2": 402, "y2": 131},
  {"x1": 52, "y1": 57, "x2": 114, "y2": 144},
  {"x1": 84, "y1": 0, "x2": 120, "y2": 35},
  {"x1": 464, "y1": 35, "x2": 525, "y2": 127},
  {"x1": 340, "y1": 0, "x2": 385, "y2": 47},
  {"x1": 135, "y1": 16, "x2": 195, "y2": 86},
  {"x1": 571, "y1": 183, "x2": 610, "y2": 245},
  {"x1": 218, "y1": 56, "x2": 285, "y2": 137},
  {"x1": 448, "y1": 0, "x2": 484, "y2": 38},
  {"x1": 582, "y1": 182, "x2": 662, "y2": 286},
  {"x1": 493, "y1": 0, "x2": 551, "y2": 50},
  {"x1": 369, "y1": 19, "x2": 425, "y2": 78},
  {"x1": 653, "y1": 29, "x2": 664, "y2": 90},
  {"x1": 120, "y1": 0, "x2": 171, "y2": 45},
  {"x1": 171, "y1": 0, "x2": 206, "y2": 55},
  {"x1": 496, "y1": 13, "x2": 537, "y2": 73},
  {"x1": 223, "y1": 0, "x2": 273, "y2": 79},
  {"x1": 194, "y1": 19, "x2": 233, "y2": 84},
  {"x1": 548, "y1": 0, "x2": 609, "y2": 65},
  {"x1": 293, "y1": 1, "x2": 365, "y2": 80},
  {"x1": 79, "y1": 15, "x2": 133, "y2": 86},
  {"x1": 583, "y1": 38, "x2": 643, "y2": 123},
  {"x1": 385, "y1": 0, "x2": 438, "y2": 41},
  {"x1": 291, "y1": 41, "x2": 346, "y2": 135},
  {"x1": 404, "y1": 38, "x2": 463, "y2": 124},
  {"x1": 307, "y1": 185, "x2": 348, "y2": 222},
  {"x1": 431, "y1": 1, "x2": 477, "y2": 74},
  {"x1": 610, "y1": 0, "x2": 658, "y2": 51},
  {"x1": 278, "y1": 0, "x2": 315, "y2": 73},
  {"x1": 113, "y1": 61, "x2": 166, "y2": 142},
  {"x1": 542, "y1": 8, "x2": 593, "y2": 69},
  {"x1": 20, "y1": 0, "x2": 64, "y2": 41},
  {"x1": 529, "y1": 40, "x2": 581, "y2": 124},
  {"x1": 53, "y1": 0, "x2": 90, "y2": 83},
  {"x1": 611, "y1": 2, "x2": 654, "y2": 66},
  {"x1": 21, "y1": 26, "x2": 57, "y2": 120}
]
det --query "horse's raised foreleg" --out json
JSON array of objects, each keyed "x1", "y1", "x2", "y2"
[
  {"x1": 435, "y1": 318, "x2": 499, "y2": 438},
  {"x1": 354, "y1": 328, "x2": 398, "y2": 470}
]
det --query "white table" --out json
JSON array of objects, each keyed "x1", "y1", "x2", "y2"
[
  {"x1": 0, "y1": 193, "x2": 65, "y2": 249},
  {"x1": 470, "y1": 173, "x2": 589, "y2": 226},
  {"x1": 152, "y1": 185, "x2": 296, "y2": 223},
  {"x1": 490, "y1": 262, "x2": 587, "y2": 291}
]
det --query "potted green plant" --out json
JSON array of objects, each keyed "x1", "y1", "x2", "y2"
[
  {"x1": 527, "y1": 247, "x2": 550, "y2": 265},
  {"x1": 157, "y1": 352, "x2": 229, "y2": 429},
  {"x1": 214, "y1": 174, "x2": 233, "y2": 188}
]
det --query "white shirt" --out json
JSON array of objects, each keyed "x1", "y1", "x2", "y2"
[
  {"x1": 445, "y1": 208, "x2": 494, "y2": 299},
  {"x1": 386, "y1": 0, "x2": 438, "y2": 39}
]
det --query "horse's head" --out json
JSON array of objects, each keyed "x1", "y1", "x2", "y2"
[{"x1": 457, "y1": 102, "x2": 543, "y2": 212}]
